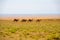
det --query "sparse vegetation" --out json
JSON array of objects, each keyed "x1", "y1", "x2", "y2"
[{"x1": 0, "y1": 19, "x2": 60, "y2": 40}]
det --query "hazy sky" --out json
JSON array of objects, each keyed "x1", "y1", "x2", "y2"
[{"x1": 0, "y1": 0, "x2": 60, "y2": 14}]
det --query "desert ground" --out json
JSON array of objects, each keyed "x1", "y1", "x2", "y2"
[{"x1": 0, "y1": 19, "x2": 60, "y2": 40}]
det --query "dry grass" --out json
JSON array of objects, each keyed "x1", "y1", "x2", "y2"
[{"x1": 0, "y1": 19, "x2": 60, "y2": 40}]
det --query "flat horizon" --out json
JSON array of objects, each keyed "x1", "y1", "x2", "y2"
[
  {"x1": 0, "y1": 14, "x2": 60, "y2": 20},
  {"x1": 0, "y1": 0, "x2": 60, "y2": 20}
]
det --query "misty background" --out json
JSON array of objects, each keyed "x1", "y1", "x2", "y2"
[{"x1": 0, "y1": 0, "x2": 60, "y2": 19}]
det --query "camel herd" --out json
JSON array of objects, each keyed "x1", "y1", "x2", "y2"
[
  {"x1": 13, "y1": 19, "x2": 41, "y2": 22},
  {"x1": 13, "y1": 19, "x2": 60, "y2": 22}
]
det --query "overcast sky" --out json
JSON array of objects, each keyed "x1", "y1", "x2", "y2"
[{"x1": 0, "y1": 0, "x2": 60, "y2": 14}]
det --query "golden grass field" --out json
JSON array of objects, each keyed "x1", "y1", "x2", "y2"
[{"x1": 0, "y1": 19, "x2": 60, "y2": 40}]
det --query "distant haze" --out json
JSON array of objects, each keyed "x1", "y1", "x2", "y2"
[
  {"x1": 0, "y1": 0, "x2": 60, "y2": 20},
  {"x1": 0, "y1": 0, "x2": 60, "y2": 14},
  {"x1": 0, "y1": 14, "x2": 60, "y2": 20}
]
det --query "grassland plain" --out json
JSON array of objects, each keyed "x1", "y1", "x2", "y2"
[{"x1": 0, "y1": 19, "x2": 60, "y2": 40}]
